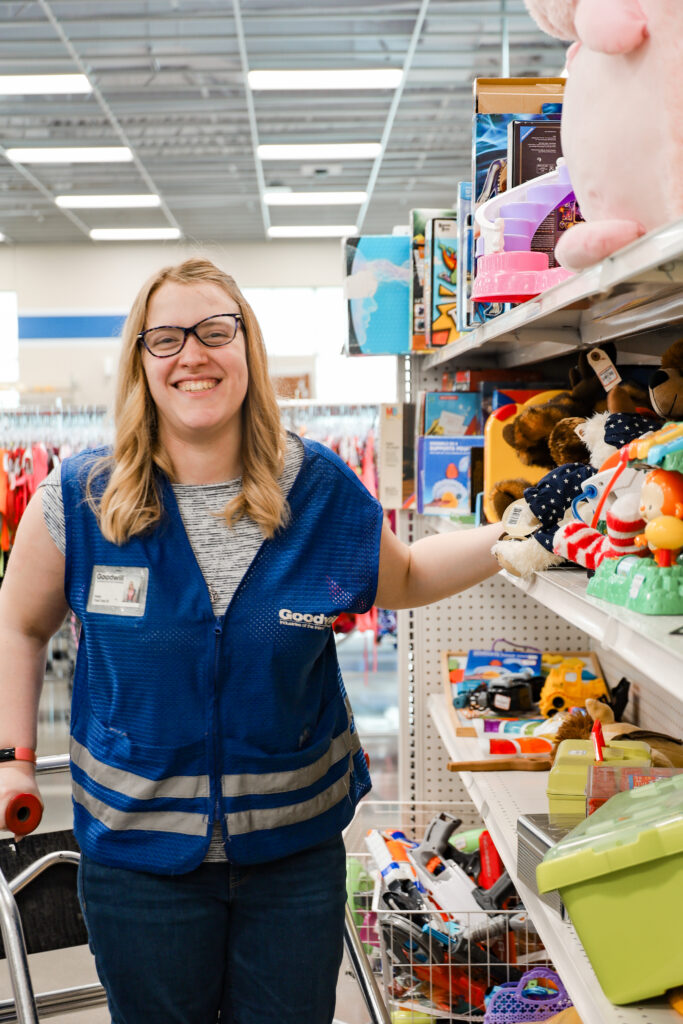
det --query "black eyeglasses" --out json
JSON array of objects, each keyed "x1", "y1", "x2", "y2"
[{"x1": 137, "y1": 313, "x2": 243, "y2": 358}]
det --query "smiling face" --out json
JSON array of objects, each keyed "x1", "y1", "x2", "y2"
[{"x1": 141, "y1": 279, "x2": 249, "y2": 463}]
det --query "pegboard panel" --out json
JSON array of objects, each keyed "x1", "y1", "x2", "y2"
[
  {"x1": 399, "y1": 514, "x2": 589, "y2": 802},
  {"x1": 593, "y1": 643, "x2": 683, "y2": 738}
]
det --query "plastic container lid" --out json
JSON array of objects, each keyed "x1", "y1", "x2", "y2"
[{"x1": 537, "y1": 774, "x2": 683, "y2": 893}]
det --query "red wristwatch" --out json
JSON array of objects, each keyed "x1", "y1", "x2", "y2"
[{"x1": 0, "y1": 747, "x2": 37, "y2": 764}]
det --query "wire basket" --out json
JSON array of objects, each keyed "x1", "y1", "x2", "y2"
[{"x1": 345, "y1": 802, "x2": 555, "y2": 1022}]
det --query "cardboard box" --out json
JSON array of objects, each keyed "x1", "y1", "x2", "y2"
[
  {"x1": 508, "y1": 119, "x2": 563, "y2": 188},
  {"x1": 343, "y1": 234, "x2": 411, "y2": 355},
  {"x1": 424, "y1": 216, "x2": 459, "y2": 347},
  {"x1": 378, "y1": 403, "x2": 416, "y2": 510},
  {"x1": 474, "y1": 77, "x2": 565, "y2": 115},
  {"x1": 422, "y1": 391, "x2": 482, "y2": 436},
  {"x1": 410, "y1": 208, "x2": 456, "y2": 351},
  {"x1": 416, "y1": 436, "x2": 483, "y2": 519},
  {"x1": 473, "y1": 111, "x2": 561, "y2": 205}
]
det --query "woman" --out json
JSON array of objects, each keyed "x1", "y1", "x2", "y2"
[{"x1": 0, "y1": 257, "x2": 503, "y2": 1024}]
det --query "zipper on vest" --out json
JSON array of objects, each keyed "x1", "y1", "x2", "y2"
[{"x1": 212, "y1": 620, "x2": 230, "y2": 848}]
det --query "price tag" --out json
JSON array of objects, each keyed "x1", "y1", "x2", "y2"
[
  {"x1": 502, "y1": 499, "x2": 540, "y2": 538},
  {"x1": 587, "y1": 347, "x2": 622, "y2": 392}
]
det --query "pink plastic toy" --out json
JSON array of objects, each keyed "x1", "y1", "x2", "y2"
[{"x1": 524, "y1": 0, "x2": 683, "y2": 271}]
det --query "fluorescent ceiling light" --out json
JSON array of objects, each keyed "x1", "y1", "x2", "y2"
[
  {"x1": 249, "y1": 69, "x2": 402, "y2": 91},
  {"x1": 56, "y1": 194, "x2": 161, "y2": 209},
  {"x1": 90, "y1": 228, "x2": 181, "y2": 241},
  {"x1": 0, "y1": 74, "x2": 92, "y2": 95},
  {"x1": 0, "y1": 233, "x2": 5, "y2": 243},
  {"x1": 267, "y1": 225, "x2": 357, "y2": 239},
  {"x1": 264, "y1": 191, "x2": 367, "y2": 206},
  {"x1": 259, "y1": 143, "x2": 380, "y2": 161},
  {"x1": 7, "y1": 147, "x2": 133, "y2": 164}
]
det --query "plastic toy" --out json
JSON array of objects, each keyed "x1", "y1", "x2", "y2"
[
  {"x1": 483, "y1": 967, "x2": 573, "y2": 1023},
  {"x1": 3, "y1": 792, "x2": 43, "y2": 836},
  {"x1": 523, "y1": 0, "x2": 683, "y2": 271},
  {"x1": 538, "y1": 657, "x2": 610, "y2": 718},
  {"x1": 472, "y1": 161, "x2": 575, "y2": 302}
]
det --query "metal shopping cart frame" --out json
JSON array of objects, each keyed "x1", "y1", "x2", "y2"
[{"x1": 0, "y1": 756, "x2": 390, "y2": 1024}]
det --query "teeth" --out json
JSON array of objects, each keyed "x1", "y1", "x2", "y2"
[{"x1": 176, "y1": 380, "x2": 217, "y2": 392}]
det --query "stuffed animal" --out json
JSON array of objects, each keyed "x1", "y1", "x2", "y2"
[
  {"x1": 523, "y1": 0, "x2": 683, "y2": 271},
  {"x1": 649, "y1": 338, "x2": 683, "y2": 420}
]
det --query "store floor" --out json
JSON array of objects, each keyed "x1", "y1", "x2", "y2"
[{"x1": 0, "y1": 629, "x2": 399, "y2": 1022}]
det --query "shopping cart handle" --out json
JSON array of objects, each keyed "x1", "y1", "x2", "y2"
[{"x1": 4, "y1": 792, "x2": 44, "y2": 836}]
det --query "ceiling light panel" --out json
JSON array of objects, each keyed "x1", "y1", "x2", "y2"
[
  {"x1": 0, "y1": 74, "x2": 91, "y2": 95},
  {"x1": 6, "y1": 148, "x2": 133, "y2": 164},
  {"x1": 259, "y1": 144, "x2": 381, "y2": 161},
  {"x1": 263, "y1": 191, "x2": 367, "y2": 206},
  {"x1": 267, "y1": 225, "x2": 357, "y2": 238},
  {"x1": 90, "y1": 228, "x2": 181, "y2": 241},
  {"x1": 248, "y1": 69, "x2": 402, "y2": 90},
  {"x1": 55, "y1": 194, "x2": 161, "y2": 209}
]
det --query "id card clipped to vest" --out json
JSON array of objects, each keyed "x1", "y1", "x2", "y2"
[{"x1": 87, "y1": 566, "x2": 149, "y2": 617}]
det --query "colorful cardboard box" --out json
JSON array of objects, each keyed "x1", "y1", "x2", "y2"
[
  {"x1": 410, "y1": 208, "x2": 456, "y2": 351},
  {"x1": 416, "y1": 436, "x2": 483, "y2": 519},
  {"x1": 423, "y1": 392, "x2": 482, "y2": 436},
  {"x1": 424, "y1": 216, "x2": 459, "y2": 347},
  {"x1": 343, "y1": 234, "x2": 411, "y2": 355}
]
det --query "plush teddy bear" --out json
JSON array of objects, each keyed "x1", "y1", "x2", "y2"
[
  {"x1": 523, "y1": 0, "x2": 683, "y2": 271},
  {"x1": 649, "y1": 338, "x2": 683, "y2": 420}
]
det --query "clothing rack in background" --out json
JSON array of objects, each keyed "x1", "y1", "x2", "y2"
[{"x1": 0, "y1": 406, "x2": 112, "y2": 573}]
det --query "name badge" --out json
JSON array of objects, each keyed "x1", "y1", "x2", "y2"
[{"x1": 87, "y1": 566, "x2": 149, "y2": 617}]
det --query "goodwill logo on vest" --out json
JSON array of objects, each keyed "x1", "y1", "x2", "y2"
[{"x1": 279, "y1": 608, "x2": 337, "y2": 630}]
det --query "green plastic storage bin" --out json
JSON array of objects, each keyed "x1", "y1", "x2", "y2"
[{"x1": 537, "y1": 774, "x2": 683, "y2": 1004}]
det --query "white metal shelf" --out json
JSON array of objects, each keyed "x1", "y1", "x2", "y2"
[
  {"x1": 499, "y1": 567, "x2": 683, "y2": 701},
  {"x1": 422, "y1": 218, "x2": 683, "y2": 369},
  {"x1": 428, "y1": 694, "x2": 678, "y2": 1024},
  {"x1": 419, "y1": 513, "x2": 683, "y2": 698}
]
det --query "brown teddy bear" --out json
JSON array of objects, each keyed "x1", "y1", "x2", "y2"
[{"x1": 649, "y1": 338, "x2": 683, "y2": 420}]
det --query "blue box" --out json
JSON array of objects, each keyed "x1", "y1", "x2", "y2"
[
  {"x1": 423, "y1": 392, "x2": 482, "y2": 436},
  {"x1": 453, "y1": 649, "x2": 543, "y2": 707},
  {"x1": 417, "y1": 436, "x2": 484, "y2": 518},
  {"x1": 344, "y1": 235, "x2": 411, "y2": 355}
]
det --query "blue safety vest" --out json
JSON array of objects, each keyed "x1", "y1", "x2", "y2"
[{"x1": 61, "y1": 439, "x2": 383, "y2": 873}]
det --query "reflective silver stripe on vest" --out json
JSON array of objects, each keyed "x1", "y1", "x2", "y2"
[
  {"x1": 221, "y1": 727, "x2": 353, "y2": 798},
  {"x1": 227, "y1": 756, "x2": 352, "y2": 836},
  {"x1": 70, "y1": 738, "x2": 211, "y2": 801},
  {"x1": 72, "y1": 781, "x2": 208, "y2": 837},
  {"x1": 343, "y1": 695, "x2": 362, "y2": 755}
]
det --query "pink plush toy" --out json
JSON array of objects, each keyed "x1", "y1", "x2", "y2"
[{"x1": 524, "y1": 0, "x2": 683, "y2": 270}]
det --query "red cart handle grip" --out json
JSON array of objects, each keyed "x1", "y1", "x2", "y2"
[{"x1": 4, "y1": 793, "x2": 43, "y2": 836}]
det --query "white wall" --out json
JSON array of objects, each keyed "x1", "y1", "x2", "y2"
[{"x1": 0, "y1": 240, "x2": 397, "y2": 408}]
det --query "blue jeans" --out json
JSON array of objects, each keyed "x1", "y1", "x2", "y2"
[{"x1": 77, "y1": 835, "x2": 347, "y2": 1024}]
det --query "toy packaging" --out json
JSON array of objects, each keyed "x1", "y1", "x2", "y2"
[
  {"x1": 546, "y1": 738, "x2": 652, "y2": 818},
  {"x1": 416, "y1": 436, "x2": 483, "y2": 520},
  {"x1": 537, "y1": 774, "x2": 683, "y2": 1004},
  {"x1": 445, "y1": 648, "x2": 542, "y2": 709},
  {"x1": 455, "y1": 181, "x2": 474, "y2": 333},
  {"x1": 378, "y1": 402, "x2": 416, "y2": 511},
  {"x1": 343, "y1": 234, "x2": 411, "y2": 356},
  {"x1": 422, "y1": 391, "x2": 482, "y2": 437},
  {"x1": 423, "y1": 216, "x2": 459, "y2": 348},
  {"x1": 508, "y1": 119, "x2": 563, "y2": 188},
  {"x1": 472, "y1": 111, "x2": 561, "y2": 206},
  {"x1": 586, "y1": 764, "x2": 683, "y2": 814},
  {"x1": 410, "y1": 208, "x2": 456, "y2": 351}
]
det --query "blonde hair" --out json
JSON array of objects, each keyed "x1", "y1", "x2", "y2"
[{"x1": 87, "y1": 257, "x2": 288, "y2": 543}]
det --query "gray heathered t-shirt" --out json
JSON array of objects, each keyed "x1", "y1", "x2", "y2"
[{"x1": 39, "y1": 432, "x2": 305, "y2": 861}]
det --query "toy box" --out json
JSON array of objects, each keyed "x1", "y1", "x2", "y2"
[
  {"x1": 423, "y1": 216, "x2": 459, "y2": 347},
  {"x1": 473, "y1": 112, "x2": 561, "y2": 207},
  {"x1": 537, "y1": 774, "x2": 683, "y2": 1004},
  {"x1": 422, "y1": 391, "x2": 482, "y2": 437},
  {"x1": 507, "y1": 119, "x2": 563, "y2": 189},
  {"x1": 455, "y1": 182, "x2": 474, "y2": 333},
  {"x1": 410, "y1": 208, "x2": 456, "y2": 351},
  {"x1": 343, "y1": 234, "x2": 411, "y2": 356},
  {"x1": 378, "y1": 402, "x2": 416, "y2": 511},
  {"x1": 416, "y1": 436, "x2": 483, "y2": 520},
  {"x1": 444, "y1": 648, "x2": 542, "y2": 709}
]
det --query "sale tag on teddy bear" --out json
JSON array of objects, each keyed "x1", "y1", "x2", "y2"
[
  {"x1": 587, "y1": 346, "x2": 622, "y2": 392},
  {"x1": 502, "y1": 499, "x2": 540, "y2": 538}
]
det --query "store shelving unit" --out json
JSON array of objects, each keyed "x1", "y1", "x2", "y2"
[
  {"x1": 399, "y1": 217, "x2": 683, "y2": 1024},
  {"x1": 428, "y1": 695, "x2": 677, "y2": 1024}
]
